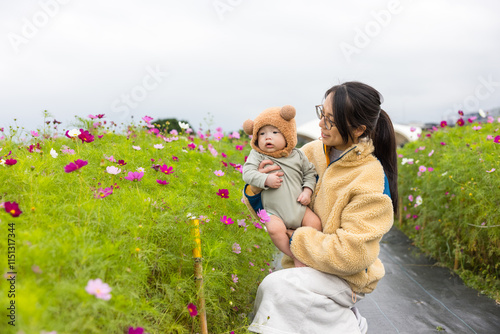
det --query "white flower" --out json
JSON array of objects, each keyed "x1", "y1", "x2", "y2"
[
  {"x1": 154, "y1": 144, "x2": 164, "y2": 149},
  {"x1": 478, "y1": 109, "x2": 486, "y2": 118},
  {"x1": 132, "y1": 145, "x2": 141, "y2": 150},
  {"x1": 179, "y1": 122, "x2": 189, "y2": 129},
  {"x1": 0, "y1": 159, "x2": 5, "y2": 166},
  {"x1": 415, "y1": 195, "x2": 423, "y2": 206},
  {"x1": 67, "y1": 129, "x2": 80, "y2": 138},
  {"x1": 137, "y1": 167, "x2": 145, "y2": 172},
  {"x1": 186, "y1": 212, "x2": 197, "y2": 219},
  {"x1": 50, "y1": 148, "x2": 58, "y2": 158},
  {"x1": 401, "y1": 158, "x2": 414, "y2": 165},
  {"x1": 106, "y1": 166, "x2": 121, "y2": 175}
]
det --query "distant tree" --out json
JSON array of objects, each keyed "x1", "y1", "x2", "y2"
[{"x1": 151, "y1": 118, "x2": 193, "y2": 133}]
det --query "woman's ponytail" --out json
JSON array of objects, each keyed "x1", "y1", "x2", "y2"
[{"x1": 373, "y1": 109, "x2": 398, "y2": 213}]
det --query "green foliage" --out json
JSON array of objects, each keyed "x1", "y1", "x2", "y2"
[
  {"x1": 152, "y1": 118, "x2": 193, "y2": 133},
  {"x1": 397, "y1": 120, "x2": 500, "y2": 301},
  {"x1": 0, "y1": 119, "x2": 274, "y2": 333}
]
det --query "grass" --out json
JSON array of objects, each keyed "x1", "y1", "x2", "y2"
[
  {"x1": 0, "y1": 114, "x2": 275, "y2": 333},
  {"x1": 397, "y1": 115, "x2": 500, "y2": 302}
]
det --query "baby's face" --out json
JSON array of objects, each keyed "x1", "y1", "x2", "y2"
[{"x1": 257, "y1": 125, "x2": 286, "y2": 154}]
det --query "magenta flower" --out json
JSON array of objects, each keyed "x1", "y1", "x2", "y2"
[
  {"x1": 428, "y1": 167, "x2": 434, "y2": 172},
  {"x1": 124, "y1": 171, "x2": 144, "y2": 181},
  {"x1": 494, "y1": 136, "x2": 500, "y2": 144},
  {"x1": 253, "y1": 221, "x2": 263, "y2": 229},
  {"x1": 4, "y1": 201, "x2": 22, "y2": 217},
  {"x1": 456, "y1": 118, "x2": 465, "y2": 127},
  {"x1": 142, "y1": 115, "x2": 154, "y2": 124},
  {"x1": 415, "y1": 225, "x2": 421, "y2": 231},
  {"x1": 5, "y1": 159, "x2": 17, "y2": 166},
  {"x1": 172, "y1": 155, "x2": 178, "y2": 161},
  {"x1": 118, "y1": 160, "x2": 127, "y2": 166},
  {"x1": 440, "y1": 142, "x2": 446, "y2": 146},
  {"x1": 235, "y1": 145, "x2": 243, "y2": 151},
  {"x1": 216, "y1": 189, "x2": 229, "y2": 198},
  {"x1": 257, "y1": 209, "x2": 270, "y2": 223},
  {"x1": 188, "y1": 143, "x2": 196, "y2": 150},
  {"x1": 187, "y1": 303, "x2": 198, "y2": 317},
  {"x1": 128, "y1": 327, "x2": 144, "y2": 334},
  {"x1": 440, "y1": 121, "x2": 447, "y2": 128},
  {"x1": 214, "y1": 132, "x2": 224, "y2": 141},
  {"x1": 221, "y1": 215, "x2": 234, "y2": 225},
  {"x1": 85, "y1": 278, "x2": 112, "y2": 300},
  {"x1": 160, "y1": 165, "x2": 174, "y2": 175},
  {"x1": 156, "y1": 180, "x2": 169, "y2": 185},
  {"x1": 458, "y1": 110, "x2": 464, "y2": 116},
  {"x1": 232, "y1": 243, "x2": 241, "y2": 254},
  {"x1": 78, "y1": 129, "x2": 95, "y2": 143},
  {"x1": 64, "y1": 159, "x2": 88, "y2": 173}
]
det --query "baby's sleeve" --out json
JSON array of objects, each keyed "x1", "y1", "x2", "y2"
[
  {"x1": 242, "y1": 150, "x2": 269, "y2": 189},
  {"x1": 300, "y1": 150, "x2": 317, "y2": 191}
]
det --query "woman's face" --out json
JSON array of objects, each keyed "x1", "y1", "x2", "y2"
[{"x1": 319, "y1": 93, "x2": 355, "y2": 151}]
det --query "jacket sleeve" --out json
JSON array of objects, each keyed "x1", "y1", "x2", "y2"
[
  {"x1": 290, "y1": 192, "x2": 393, "y2": 276},
  {"x1": 298, "y1": 150, "x2": 317, "y2": 191},
  {"x1": 242, "y1": 150, "x2": 269, "y2": 189}
]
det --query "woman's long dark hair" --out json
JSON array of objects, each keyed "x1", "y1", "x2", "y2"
[{"x1": 325, "y1": 81, "x2": 398, "y2": 213}]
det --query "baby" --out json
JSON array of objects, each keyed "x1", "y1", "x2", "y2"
[{"x1": 242, "y1": 105, "x2": 322, "y2": 267}]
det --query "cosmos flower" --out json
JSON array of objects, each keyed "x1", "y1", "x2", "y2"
[
  {"x1": 232, "y1": 274, "x2": 238, "y2": 284},
  {"x1": 94, "y1": 187, "x2": 113, "y2": 199},
  {"x1": 214, "y1": 170, "x2": 224, "y2": 177},
  {"x1": 64, "y1": 159, "x2": 88, "y2": 173},
  {"x1": 106, "y1": 166, "x2": 121, "y2": 175},
  {"x1": 232, "y1": 243, "x2": 241, "y2": 254},
  {"x1": 5, "y1": 159, "x2": 17, "y2": 166},
  {"x1": 160, "y1": 165, "x2": 174, "y2": 175},
  {"x1": 257, "y1": 209, "x2": 270, "y2": 223},
  {"x1": 440, "y1": 121, "x2": 447, "y2": 128},
  {"x1": 128, "y1": 327, "x2": 144, "y2": 334},
  {"x1": 156, "y1": 180, "x2": 169, "y2": 185},
  {"x1": 50, "y1": 148, "x2": 58, "y2": 158},
  {"x1": 187, "y1": 303, "x2": 198, "y2": 317},
  {"x1": 78, "y1": 129, "x2": 94, "y2": 143},
  {"x1": 65, "y1": 129, "x2": 80, "y2": 138},
  {"x1": 154, "y1": 144, "x2": 164, "y2": 149},
  {"x1": 179, "y1": 121, "x2": 190, "y2": 130},
  {"x1": 142, "y1": 116, "x2": 154, "y2": 124},
  {"x1": 221, "y1": 215, "x2": 234, "y2": 225},
  {"x1": 456, "y1": 118, "x2": 464, "y2": 127},
  {"x1": 216, "y1": 189, "x2": 229, "y2": 198},
  {"x1": 85, "y1": 278, "x2": 112, "y2": 300},
  {"x1": 4, "y1": 201, "x2": 22, "y2": 217},
  {"x1": 124, "y1": 171, "x2": 144, "y2": 181}
]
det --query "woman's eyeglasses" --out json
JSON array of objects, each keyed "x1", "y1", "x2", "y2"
[{"x1": 315, "y1": 105, "x2": 336, "y2": 130}]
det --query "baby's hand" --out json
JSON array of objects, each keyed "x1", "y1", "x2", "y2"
[
  {"x1": 297, "y1": 188, "x2": 312, "y2": 205},
  {"x1": 265, "y1": 173, "x2": 282, "y2": 188}
]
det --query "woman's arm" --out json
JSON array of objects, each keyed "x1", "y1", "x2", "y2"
[{"x1": 290, "y1": 192, "x2": 394, "y2": 276}]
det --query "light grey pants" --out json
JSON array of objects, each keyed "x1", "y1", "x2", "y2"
[{"x1": 248, "y1": 267, "x2": 367, "y2": 334}]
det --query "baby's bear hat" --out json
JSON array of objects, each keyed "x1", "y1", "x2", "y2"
[{"x1": 242, "y1": 105, "x2": 297, "y2": 158}]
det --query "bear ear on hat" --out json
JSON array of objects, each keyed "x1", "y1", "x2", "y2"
[
  {"x1": 242, "y1": 119, "x2": 254, "y2": 135},
  {"x1": 280, "y1": 105, "x2": 296, "y2": 121}
]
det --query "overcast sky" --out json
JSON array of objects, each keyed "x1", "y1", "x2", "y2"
[{"x1": 1, "y1": 0, "x2": 500, "y2": 135}]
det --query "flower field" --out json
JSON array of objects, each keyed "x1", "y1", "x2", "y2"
[
  {"x1": 397, "y1": 113, "x2": 500, "y2": 301},
  {"x1": 0, "y1": 114, "x2": 275, "y2": 333}
]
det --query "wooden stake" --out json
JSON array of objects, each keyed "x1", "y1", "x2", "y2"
[{"x1": 192, "y1": 219, "x2": 208, "y2": 334}]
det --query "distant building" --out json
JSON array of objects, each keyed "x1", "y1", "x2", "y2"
[{"x1": 297, "y1": 120, "x2": 421, "y2": 148}]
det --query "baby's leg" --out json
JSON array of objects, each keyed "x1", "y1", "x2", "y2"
[
  {"x1": 301, "y1": 207, "x2": 322, "y2": 231},
  {"x1": 266, "y1": 215, "x2": 294, "y2": 259}
]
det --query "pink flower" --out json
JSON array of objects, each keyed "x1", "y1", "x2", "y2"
[
  {"x1": 188, "y1": 143, "x2": 196, "y2": 150},
  {"x1": 235, "y1": 145, "x2": 243, "y2": 151},
  {"x1": 427, "y1": 167, "x2": 434, "y2": 172},
  {"x1": 232, "y1": 243, "x2": 241, "y2": 254},
  {"x1": 232, "y1": 274, "x2": 238, "y2": 284},
  {"x1": 410, "y1": 127, "x2": 416, "y2": 132},
  {"x1": 187, "y1": 303, "x2": 198, "y2": 317},
  {"x1": 440, "y1": 121, "x2": 447, "y2": 128},
  {"x1": 132, "y1": 145, "x2": 141, "y2": 150},
  {"x1": 85, "y1": 278, "x2": 112, "y2": 300},
  {"x1": 486, "y1": 168, "x2": 496, "y2": 173},
  {"x1": 494, "y1": 136, "x2": 500, "y2": 144},
  {"x1": 216, "y1": 189, "x2": 229, "y2": 198},
  {"x1": 31, "y1": 130, "x2": 39, "y2": 137},
  {"x1": 408, "y1": 195, "x2": 413, "y2": 202},
  {"x1": 428, "y1": 150, "x2": 434, "y2": 157},
  {"x1": 153, "y1": 144, "x2": 164, "y2": 149},
  {"x1": 237, "y1": 219, "x2": 247, "y2": 228},
  {"x1": 160, "y1": 165, "x2": 174, "y2": 175},
  {"x1": 472, "y1": 126, "x2": 482, "y2": 131},
  {"x1": 128, "y1": 327, "x2": 144, "y2": 334},
  {"x1": 94, "y1": 187, "x2": 113, "y2": 199},
  {"x1": 156, "y1": 180, "x2": 169, "y2": 185},
  {"x1": 214, "y1": 170, "x2": 224, "y2": 177},
  {"x1": 440, "y1": 142, "x2": 446, "y2": 146},
  {"x1": 419, "y1": 165, "x2": 427, "y2": 173},
  {"x1": 64, "y1": 159, "x2": 88, "y2": 173},
  {"x1": 222, "y1": 153, "x2": 227, "y2": 158},
  {"x1": 456, "y1": 118, "x2": 465, "y2": 127},
  {"x1": 172, "y1": 155, "x2": 178, "y2": 161},
  {"x1": 415, "y1": 225, "x2": 421, "y2": 231},
  {"x1": 231, "y1": 131, "x2": 240, "y2": 139},
  {"x1": 124, "y1": 171, "x2": 144, "y2": 181},
  {"x1": 78, "y1": 129, "x2": 94, "y2": 143},
  {"x1": 142, "y1": 116, "x2": 154, "y2": 124},
  {"x1": 221, "y1": 215, "x2": 234, "y2": 225},
  {"x1": 487, "y1": 135, "x2": 494, "y2": 140},
  {"x1": 253, "y1": 221, "x2": 263, "y2": 229},
  {"x1": 5, "y1": 159, "x2": 17, "y2": 166},
  {"x1": 257, "y1": 209, "x2": 270, "y2": 223}
]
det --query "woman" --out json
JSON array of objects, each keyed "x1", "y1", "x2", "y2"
[{"x1": 244, "y1": 81, "x2": 398, "y2": 333}]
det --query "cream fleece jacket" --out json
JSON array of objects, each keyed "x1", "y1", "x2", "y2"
[{"x1": 283, "y1": 139, "x2": 394, "y2": 294}]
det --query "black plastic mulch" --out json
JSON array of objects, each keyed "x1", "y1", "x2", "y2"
[{"x1": 356, "y1": 226, "x2": 500, "y2": 334}]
